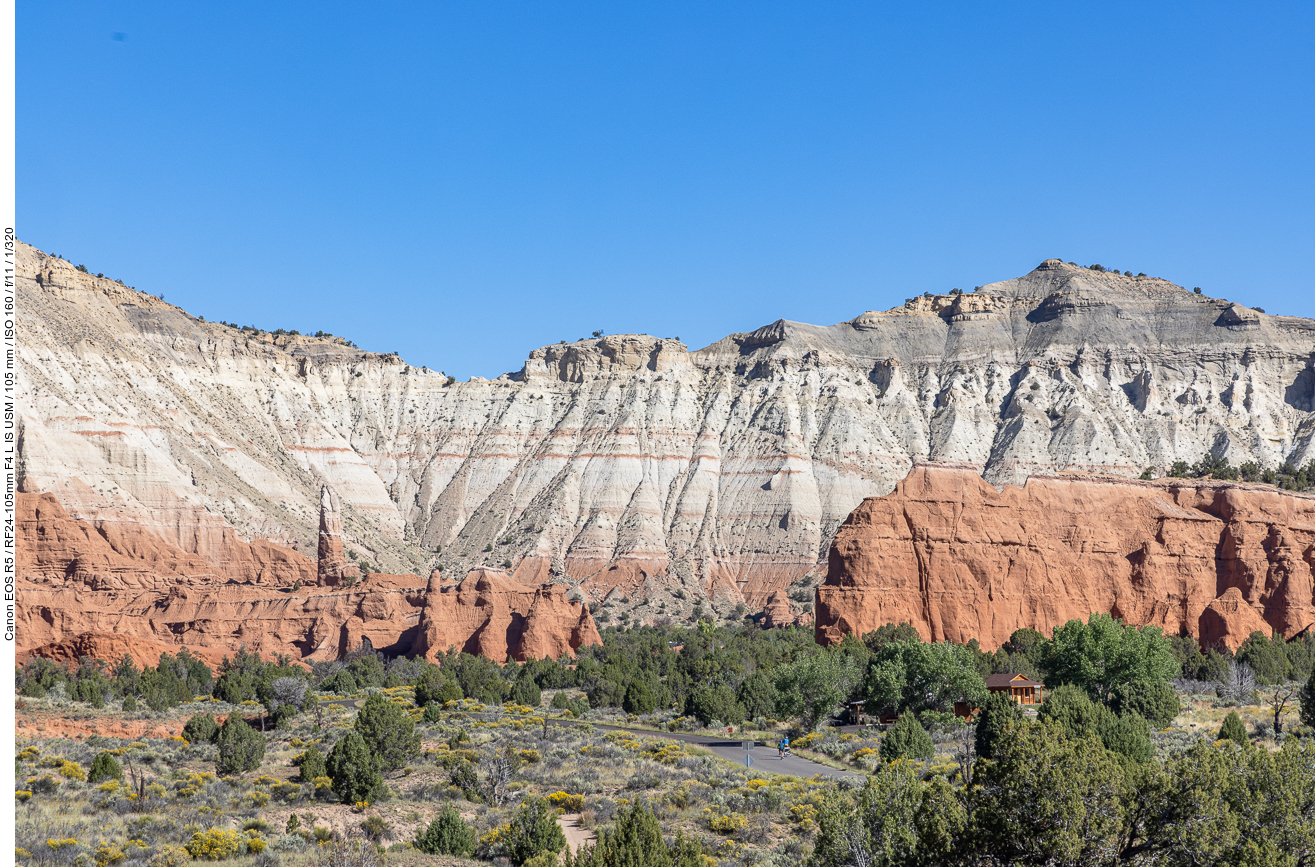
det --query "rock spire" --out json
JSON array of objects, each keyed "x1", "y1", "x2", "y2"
[{"x1": 317, "y1": 484, "x2": 359, "y2": 586}]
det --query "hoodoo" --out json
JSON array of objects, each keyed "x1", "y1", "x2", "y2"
[
  {"x1": 814, "y1": 464, "x2": 1315, "y2": 651},
  {"x1": 316, "y1": 484, "x2": 359, "y2": 586}
]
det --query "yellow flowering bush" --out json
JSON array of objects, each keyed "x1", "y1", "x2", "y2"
[
  {"x1": 184, "y1": 829, "x2": 245, "y2": 860},
  {"x1": 17, "y1": 746, "x2": 39, "y2": 762},
  {"x1": 59, "y1": 760, "x2": 87, "y2": 781},
  {"x1": 546, "y1": 791, "x2": 585, "y2": 812},
  {"x1": 703, "y1": 809, "x2": 748, "y2": 834},
  {"x1": 516, "y1": 749, "x2": 541, "y2": 764},
  {"x1": 149, "y1": 845, "x2": 190, "y2": 867},
  {"x1": 15, "y1": 790, "x2": 33, "y2": 803},
  {"x1": 93, "y1": 842, "x2": 127, "y2": 866}
]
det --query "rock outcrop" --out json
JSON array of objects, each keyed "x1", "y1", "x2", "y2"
[
  {"x1": 18, "y1": 242, "x2": 1315, "y2": 615},
  {"x1": 16, "y1": 491, "x2": 599, "y2": 664},
  {"x1": 317, "y1": 485, "x2": 359, "y2": 586},
  {"x1": 17, "y1": 489, "x2": 316, "y2": 591},
  {"x1": 815, "y1": 464, "x2": 1315, "y2": 650},
  {"x1": 413, "y1": 568, "x2": 602, "y2": 662}
]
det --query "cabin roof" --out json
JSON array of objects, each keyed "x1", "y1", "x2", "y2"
[{"x1": 985, "y1": 673, "x2": 1042, "y2": 688}]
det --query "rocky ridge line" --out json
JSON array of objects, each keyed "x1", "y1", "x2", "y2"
[{"x1": 18, "y1": 242, "x2": 1315, "y2": 617}]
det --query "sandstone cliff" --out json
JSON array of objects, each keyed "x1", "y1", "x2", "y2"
[
  {"x1": 815, "y1": 464, "x2": 1315, "y2": 650},
  {"x1": 18, "y1": 242, "x2": 1315, "y2": 613},
  {"x1": 16, "y1": 491, "x2": 599, "y2": 664}
]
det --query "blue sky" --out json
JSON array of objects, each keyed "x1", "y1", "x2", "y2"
[{"x1": 19, "y1": 3, "x2": 1315, "y2": 379}]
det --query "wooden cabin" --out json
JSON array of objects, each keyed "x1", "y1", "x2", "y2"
[{"x1": 985, "y1": 673, "x2": 1043, "y2": 706}]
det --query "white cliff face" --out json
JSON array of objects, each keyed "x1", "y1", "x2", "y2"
[{"x1": 18, "y1": 246, "x2": 1315, "y2": 606}]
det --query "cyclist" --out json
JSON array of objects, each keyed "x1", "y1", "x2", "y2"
[{"x1": 778, "y1": 736, "x2": 790, "y2": 759}]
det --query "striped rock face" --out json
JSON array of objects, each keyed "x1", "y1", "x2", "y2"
[{"x1": 18, "y1": 242, "x2": 1315, "y2": 621}]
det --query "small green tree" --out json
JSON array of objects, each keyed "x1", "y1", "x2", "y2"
[
  {"x1": 501, "y1": 797, "x2": 566, "y2": 866},
  {"x1": 510, "y1": 671, "x2": 543, "y2": 708},
  {"x1": 1300, "y1": 665, "x2": 1315, "y2": 729},
  {"x1": 423, "y1": 701, "x2": 444, "y2": 723},
  {"x1": 736, "y1": 671, "x2": 779, "y2": 721},
  {"x1": 88, "y1": 752, "x2": 123, "y2": 783},
  {"x1": 414, "y1": 805, "x2": 476, "y2": 856},
  {"x1": 181, "y1": 712, "x2": 219, "y2": 744},
  {"x1": 880, "y1": 712, "x2": 934, "y2": 761},
  {"x1": 355, "y1": 692, "x2": 421, "y2": 771},
  {"x1": 121, "y1": 694, "x2": 137, "y2": 712},
  {"x1": 412, "y1": 665, "x2": 462, "y2": 707},
  {"x1": 326, "y1": 731, "x2": 386, "y2": 804},
  {"x1": 809, "y1": 761, "x2": 922, "y2": 867},
  {"x1": 567, "y1": 799, "x2": 704, "y2": 867},
  {"x1": 683, "y1": 684, "x2": 744, "y2": 726},
  {"x1": 974, "y1": 691, "x2": 1021, "y2": 761},
  {"x1": 216, "y1": 715, "x2": 266, "y2": 774},
  {"x1": 622, "y1": 678, "x2": 657, "y2": 714},
  {"x1": 296, "y1": 745, "x2": 326, "y2": 782},
  {"x1": 1219, "y1": 711, "x2": 1248, "y2": 746},
  {"x1": 1112, "y1": 679, "x2": 1180, "y2": 727}
]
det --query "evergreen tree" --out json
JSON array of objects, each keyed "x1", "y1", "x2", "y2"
[
  {"x1": 355, "y1": 693, "x2": 421, "y2": 770},
  {"x1": 735, "y1": 670, "x2": 779, "y2": 721},
  {"x1": 296, "y1": 745, "x2": 327, "y2": 782},
  {"x1": 326, "y1": 731, "x2": 386, "y2": 804},
  {"x1": 975, "y1": 691, "x2": 1021, "y2": 761},
  {"x1": 1300, "y1": 664, "x2": 1315, "y2": 729},
  {"x1": 88, "y1": 752, "x2": 123, "y2": 783},
  {"x1": 414, "y1": 805, "x2": 476, "y2": 856},
  {"x1": 622, "y1": 678, "x2": 656, "y2": 714},
  {"x1": 216, "y1": 715, "x2": 266, "y2": 774},
  {"x1": 181, "y1": 712, "x2": 220, "y2": 744},
  {"x1": 566, "y1": 800, "x2": 704, "y2": 867},
  {"x1": 510, "y1": 670, "x2": 543, "y2": 707},
  {"x1": 1219, "y1": 711, "x2": 1249, "y2": 746},
  {"x1": 501, "y1": 797, "x2": 566, "y2": 866},
  {"x1": 880, "y1": 712, "x2": 934, "y2": 761},
  {"x1": 1112, "y1": 679, "x2": 1180, "y2": 727}
]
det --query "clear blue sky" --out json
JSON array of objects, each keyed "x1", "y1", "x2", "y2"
[{"x1": 19, "y1": 3, "x2": 1315, "y2": 379}]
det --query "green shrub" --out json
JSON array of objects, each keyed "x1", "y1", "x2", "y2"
[
  {"x1": 121, "y1": 694, "x2": 137, "y2": 712},
  {"x1": 1112, "y1": 679, "x2": 1180, "y2": 727},
  {"x1": 1219, "y1": 711, "x2": 1248, "y2": 746},
  {"x1": 216, "y1": 715, "x2": 266, "y2": 774},
  {"x1": 880, "y1": 712, "x2": 934, "y2": 761},
  {"x1": 181, "y1": 713, "x2": 219, "y2": 745},
  {"x1": 88, "y1": 752, "x2": 123, "y2": 783},
  {"x1": 414, "y1": 805, "x2": 476, "y2": 856},
  {"x1": 412, "y1": 665, "x2": 462, "y2": 707},
  {"x1": 296, "y1": 745, "x2": 326, "y2": 783},
  {"x1": 355, "y1": 693, "x2": 421, "y2": 770},
  {"x1": 510, "y1": 673, "x2": 542, "y2": 708},
  {"x1": 326, "y1": 731, "x2": 386, "y2": 804},
  {"x1": 502, "y1": 797, "x2": 566, "y2": 866},
  {"x1": 423, "y1": 702, "x2": 443, "y2": 723}
]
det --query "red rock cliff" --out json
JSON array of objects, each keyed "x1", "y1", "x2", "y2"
[
  {"x1": 17, "y1": 491, "x2": 600, "y2": 665},
  {"x1": 815, "y1": 464, "x2": 1315, "y2": 651}
]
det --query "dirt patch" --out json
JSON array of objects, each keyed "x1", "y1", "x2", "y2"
[
  {"x1": 557, "y1": 813, "x2": 595, "y2": 854},
  {"x1": 16, "y1": 712, "x2": 185, "y2": 741}
]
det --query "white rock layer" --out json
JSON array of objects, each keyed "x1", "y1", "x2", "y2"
[{"x1": 18, "y1": 246, "x2": 1315, "y2": 606}]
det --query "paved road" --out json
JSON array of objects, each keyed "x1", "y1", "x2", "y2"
[{"x1": 557, "y1": 721, "x2": 866, "y2": 779}]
